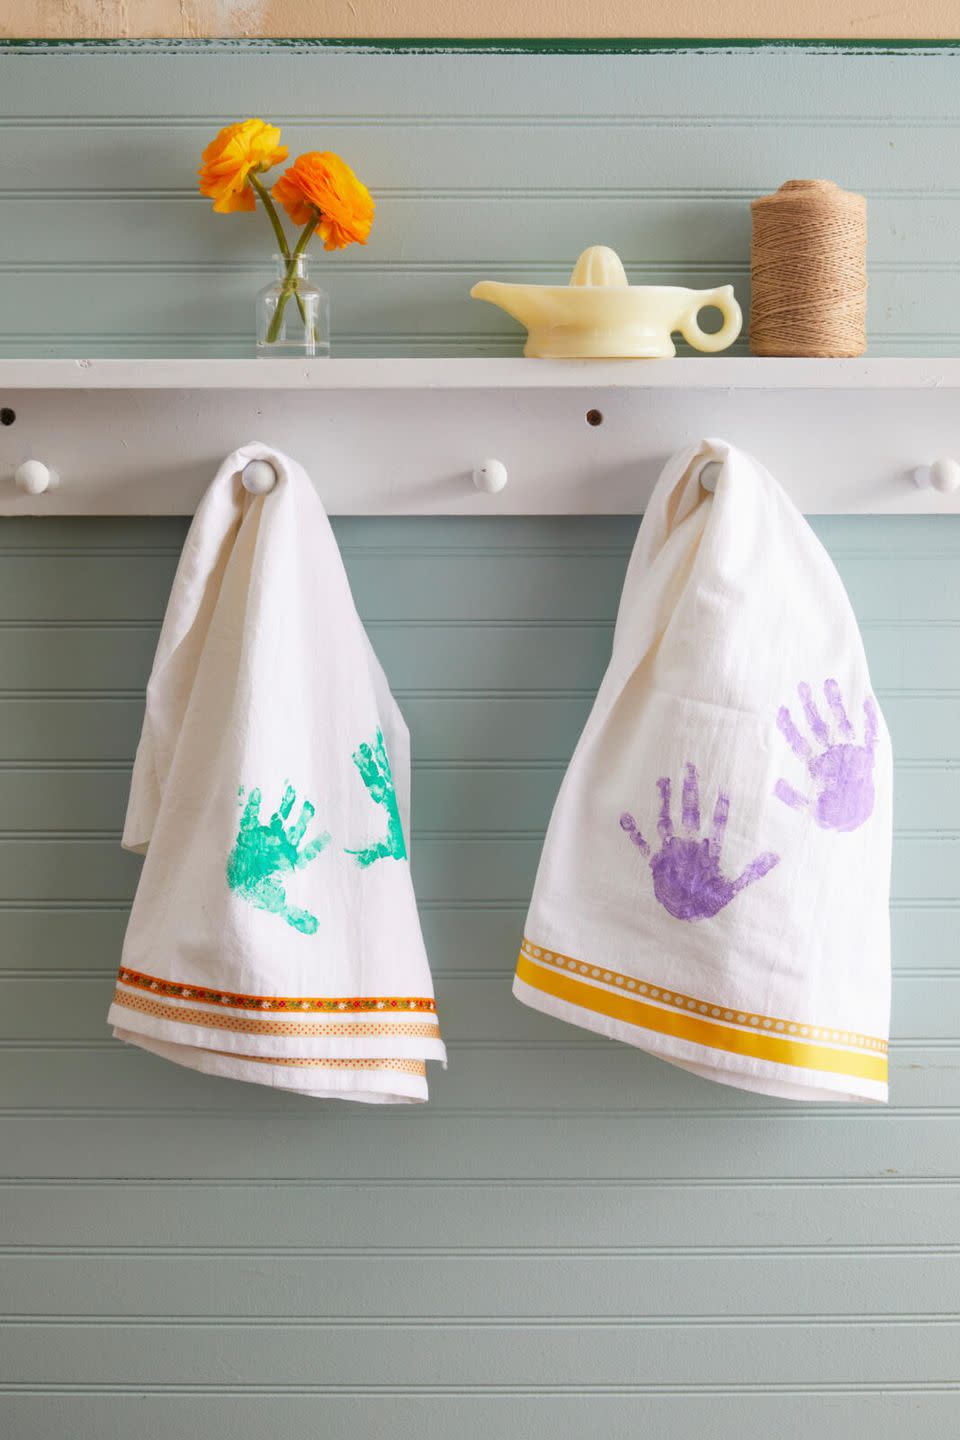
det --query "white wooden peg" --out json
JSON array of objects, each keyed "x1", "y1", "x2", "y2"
[
  {"x1": 913, "y1": 457, "x2": 960, "y2": 494},
  {"x1": 699, "y1": 460, "x2": 722, "y2": 493},
  {"x1": 473, "y1": 458, "x2": 508, "y2": 494},
  {"x1": 241, "y1": 458, "x2": 278, "y2": 495},
  {"x1": 14, "y1": 459, "x2": 59, "y2": 495}
]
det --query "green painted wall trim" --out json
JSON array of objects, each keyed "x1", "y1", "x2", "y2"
[{"x1": 2, "y1": 37, "x2": 960, "y2": 56}]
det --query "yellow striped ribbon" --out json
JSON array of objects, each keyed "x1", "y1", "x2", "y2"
[{"x1": 516, "y1": 949, "x2": 887, "y2": 1085}]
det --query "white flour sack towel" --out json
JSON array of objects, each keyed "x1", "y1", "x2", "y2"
[
  {"x1": 108, "y1": 443, "x2": 445, "y2": 1103},
  {"x1": 515, "y1": 439, "x2": 892, "y2": 1103}
]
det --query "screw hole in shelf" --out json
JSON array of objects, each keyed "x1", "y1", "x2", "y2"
[
  {"x1": 0, "y1": 408, "x2": 15, "y2": 427},
  {"x1": 586, "y1": 408, "x2": 604, "y2": 427}
]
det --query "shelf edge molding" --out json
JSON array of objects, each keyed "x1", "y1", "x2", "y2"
[{"x1": 3, "y1": 356, "x2": 960, "y2": 392}]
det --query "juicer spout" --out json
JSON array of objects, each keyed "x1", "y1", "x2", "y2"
[{"x1": 470, "y1": 280, "x2": 554, "y2": 330}]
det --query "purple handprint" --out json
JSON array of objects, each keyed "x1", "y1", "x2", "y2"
[
  {"x1": 619, "y1": 763, "x2": 779, "y2": 922},
  {"x1": 775, "y1": 679, "x2": 877, "y2": 833}
]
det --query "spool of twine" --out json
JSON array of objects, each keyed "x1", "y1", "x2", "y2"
[{"x1": 750, "y1": 179, "x2": 867, "y2": 357}]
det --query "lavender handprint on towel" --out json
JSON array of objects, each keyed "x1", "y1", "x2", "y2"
[
  {"x1": 775, "y1": 679, "x2": 878, "y2": 832},
  {"x1": 620, "y1": 763, "x2": 779, "y2": 922}
]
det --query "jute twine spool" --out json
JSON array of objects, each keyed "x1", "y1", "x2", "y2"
[{"x1": 750, "y1": 179, "x2": 867, "y2": 357}]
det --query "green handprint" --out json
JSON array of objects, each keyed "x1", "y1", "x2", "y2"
[
  {"x1": 345, "y1": 728, "x2": 408, "y2": 868},
  {"x1": 226, "y1": 783, "x2": 331, "y2": 934}
]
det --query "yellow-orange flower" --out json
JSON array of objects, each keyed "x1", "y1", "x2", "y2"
[
  {"x1": 198, "y1": 119, "x2": 288, "y2": 214},
  {"x1": 272, "y1": 151, "x2": 375, "y2": 250}
]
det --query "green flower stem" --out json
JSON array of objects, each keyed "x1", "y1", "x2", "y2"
[
  {"x1": 249, "y1": 171, "x2": 307, "y2": 328},
  {"x1": 266, "y1": 213, "x2": 318, "y2": 346},
  {"x1": 249, "y1": 172, "x2": 290, "y2": 260}
]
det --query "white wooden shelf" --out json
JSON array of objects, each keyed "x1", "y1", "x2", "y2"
[
  {"x1": 4, "y1": 356, "x2": 960, "y2": 391},
  {"x1": 1, "y1": 357, "x2": 960, "y2": 516}
]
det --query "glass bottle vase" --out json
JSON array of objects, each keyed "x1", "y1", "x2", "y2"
[{"x1": 256, "y1": 253, "x2": 330, "y2": 358}]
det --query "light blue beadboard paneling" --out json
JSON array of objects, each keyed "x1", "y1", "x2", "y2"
[
  {"x1": 1, "y1": 38, "x2": 960, "y2": 1440},
  {"x1": 1, "y1": 42, "x2": 960, "y2": 356},
  {"x1": 0, "y1": 512, "x2": 958, "y2": 1440}
]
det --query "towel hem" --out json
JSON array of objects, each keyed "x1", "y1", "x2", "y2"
[
  {"x1": 513, "y1": 956, "x2": 888, "y2": 1105},
  {"x1": 113, "y1": 1028, "x2": 430, "y2": 1103}
]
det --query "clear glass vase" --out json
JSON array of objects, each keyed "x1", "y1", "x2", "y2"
[{"x1": 256, "y1": 253, "x2": 330, "y2": 358}]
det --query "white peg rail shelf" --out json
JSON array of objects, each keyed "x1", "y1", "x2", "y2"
[{"x1": 2, "y1": 357, "x2": 960, "y2": 516}]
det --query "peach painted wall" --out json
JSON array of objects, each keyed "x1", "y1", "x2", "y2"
[{"x1": 2, "y1": 0, "x2": 958, "y2": 40}]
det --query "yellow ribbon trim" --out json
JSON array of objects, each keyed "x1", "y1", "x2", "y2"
[
  {"x1": 519, "y1": 941, "x2": 885, "y2": 1053},
  {"x1": 516, "y1": 953, "x2": 888, "y2": 1085}
]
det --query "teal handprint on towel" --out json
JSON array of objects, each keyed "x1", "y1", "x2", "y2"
[
  {"x1": 346, "y1": 729, "x2": 408, "y2": 868},
  {"x1": 227, "y1": 783, "x2": 331, "y2": 934}
]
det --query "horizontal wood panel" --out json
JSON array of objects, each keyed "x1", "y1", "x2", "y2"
[
  {"x1": 0, "y1": 269, "x2": 742, "y2": 341},
  {"x1": 0, "y1": 757, "x2": 752, "y2": 844},
  {"x1": 2, "y1": 514, "x2": 958, "y2": 558},
  {"x1": 0, "y1": 901, "x2": 952, "y2": 976},
  {"x1": 5, "y1": 196, "x2": 960, "y2": 268},
  {"x1": 0, "y1": 828, "x2": 953, "y2": 902},
  {"x1": 0, "y1": 693, "x2": 947, "y2": 763},
  {"x1": 4, "y1": 1321, "x2": 959, "y2": 1388},
  {"x1": 3, "y1": 1249, "x2": 958, "y2": 1317},
  {"x1": 4, "y1": 270, "x2": 960, "y2": 343},
  {"x1": 410, "y1": 830, "x2": 950, "y2": 902},
  {"x1": 3, "y1": 49, "x2": 960, "y2": 121},
  {"x1": 0, "y1": 760, "x2": 954, "y2": 836},
  {"x1": 0, "y1": 1044, "x2": 952, "y2": 1115},
  {"x1": 0, "y1": 550, "x2": 956, "y2": 624},
  {"x1": 2, "y1": 1111, "x2": 959, "y2": 1184},
  {"x1": 0, "y1": 1395, "x2": 955, "y2": 1440},
  {"x1": 3, "y1": 125, "x2": 960, "y2": 200},
  {"x1": 5, "y1": 1175, "x2": 958, "y2": 1248},
  {"x1": 2, "y1": 972, "x2": 953, "y2": 1041},
  {"x1": 0, "y1": 619, "x2": 955, "y2": 700}
]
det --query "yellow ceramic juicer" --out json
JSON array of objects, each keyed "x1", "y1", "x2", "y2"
[{"x1": 471, "y1": 245, "x2": 742, "y2": 359}]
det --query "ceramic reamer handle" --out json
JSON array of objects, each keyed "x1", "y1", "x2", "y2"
[{"x1": 680, "y1": 286, "x2": 743, "y2": 354}]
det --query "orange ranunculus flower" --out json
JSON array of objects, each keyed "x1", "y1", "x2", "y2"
[
  {"x1": 198, "y1": 118, "x2": 288, "y2": 214},
  {"x1": 272, "y1": 151, "x2": 375, "y2": 250}
]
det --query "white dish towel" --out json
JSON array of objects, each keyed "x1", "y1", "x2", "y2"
[
  {"x1": 514, "y1": 439, "x2": 891, "y2": 1102},
  {"x1": 108, "y1": 443, "x2": 446, "y2": 1103}
]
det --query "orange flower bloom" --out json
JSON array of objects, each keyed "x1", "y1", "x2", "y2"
[
  {"x1": 198, "y1": 118, "x2": 288, "y2": 214},
  {"x1": 272, "y1": 151, "x2": 375, "y2": 250}
]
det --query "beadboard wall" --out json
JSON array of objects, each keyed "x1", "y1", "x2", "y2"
[
  {"x1": 5, "y1": 40, "x2": 960, "y2": 358},
  {"x1": 2, "y1": 41, "x2": 960, "y2": 1440}
]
